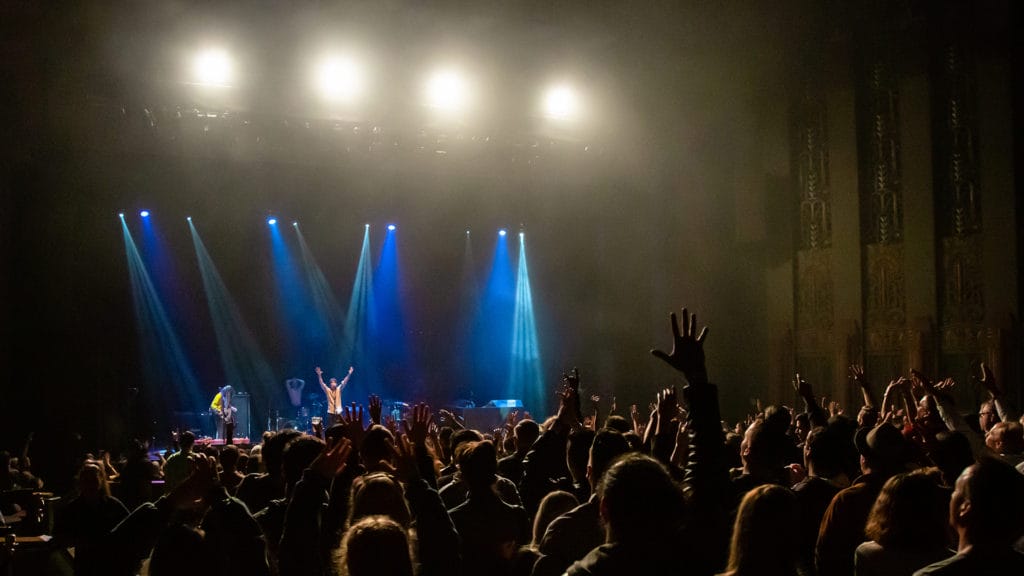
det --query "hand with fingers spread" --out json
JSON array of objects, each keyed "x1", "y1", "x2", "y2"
[
  {"x1": 167, "y1": 454, "x2": 218, "y2": 510},
  {"x1": 402, "y1": 403, "x2": 433, "y2": 446},
  {"x1": 384, "y1": 415, "x2": 399, "y2": 434},
  {"x1": 340, "y1": 403, "x2": 366, "y2": 447},
  {"x1": 651, "y1": 306, "x2": 709, "y2": 384},
  {"x1": 935, "y1": 377, "x2": 957, "y2": 392},
  {"x1": 309, "y1": 437, "x2": 353, "y2": 480},
  {"x1": 368, "y1": 395, "x2": 383, "y2": 425},
  {"x1": 792, "y1": 373, "x2": 813, "y2": 400},
  {"x1": 392, "y1": 434, "x2": 420, "y2": 484}
]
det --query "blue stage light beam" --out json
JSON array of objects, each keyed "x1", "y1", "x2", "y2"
[
  {"x1": 344, "y1": 225, "x2": 379, "y2": 397},
  {"x1": 373, "y1": 223, "x2": 412, "y2": 398},
  {"x1": 471, "y1": 229, "x2": 515, "y2": 402},
  {"x1": 120, "y1": 217, "x2": 204, "y2": 420},
  {"x1": 510, "y1": 232, "x2": 545, "y2": 413},
  {"x1": 188, "y1": 219, "x2": 276, "y2": 423},
  {"x1": 268, "y1": 220, "x2": 327, "y2": 375},
  {"x1": 295, "y1": 226, "x2": 347, "y2": 365}
]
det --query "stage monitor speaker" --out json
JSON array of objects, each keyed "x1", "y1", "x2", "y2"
[
  {"x1": 462, "y1": 407, "x2": 502, "y2": 432},
  {"x1": 233, "y1": 392, "x2": 251, "y2": 440}
]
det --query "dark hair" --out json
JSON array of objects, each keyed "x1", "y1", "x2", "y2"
[
  {"x1": 532, "y1": 490, "x2": 578, "y2": 547},
  {"x1": 449, "y1": 428, "x2": 483, "y2": 454},
  {"x1": 514, "y1": 419, "x2": 541, "y2": 450},
  {"x1": 343, "y1": 516, "x2": 413, "y2": 576},
  {"x1": 603, "y1": 415, "x2": 631, "y2": 434},
  {"x1": 219, "y1": 444, "x2": 239, "y2": 468},
  {"x1": 179, "y1": 430, "x2": 196, "y2": 448},
  {"x1": 598, "y1": 453, "x2": 684, "y2": 544},
  {"x1": 589, "y1": 429, "x2": 630, "y2": 488},
  {"x1": 281, "y1": 436, "x2": 325, "y2": 489},
  {"x1": 567, "y1": 428, "x2": 596, "y2": 482},
  {"x1": 726, "y1": 484, "x2": 799, "y2": 575},
  {"x1": 349, "y1": 472, "x2": 411, "y2": 528},
  {"x1": 149, "y1": 523, "x2": 214, "y2": 576},
  {"x1": 959, "y1": 456, "x2": 1024, "y2": 544},
  {"x1": 804, "y1": 426, "x2": 840, "y2": 477},
  {"x1": 865, "y1": 471, "x2": 947, "y2": 550},
  {"x1": 263, "y1": 430, "x2": 302, "y2": 478},
  {"x1": 930, "y1": 431, "x2": 974, "y2": 487},
  {"x1": 456, "y1": 440, "x2": 498, "y2": 493},
  {"x1": 361, "y1": 425, "x2": 396, "y2": 468}
]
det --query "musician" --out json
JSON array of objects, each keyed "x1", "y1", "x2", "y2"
[
  {"x1": 210, "y1": 385, "x2": 238, "y2": 441},
  {"x1": 315, "y1": 365, "x2": 353, "y2": 423}
]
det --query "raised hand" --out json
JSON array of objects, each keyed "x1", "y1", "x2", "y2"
[
  {"x1": 392, "y1": 434, "x2": 420, "y2": 484},
  {"x1": 309, "y1": 437, "x2": 353, "y2": 480},
  {"x1": 651, "y1": 306, "x2": 709, "y2": 383},
  {"x1": 368, "y1": 395, "x2": 383, "y2": 425},
  {"x1": 792, "y1": 373, "x2": 813, "y2": 399},
  {"x1": 315, "y1": 366, "x2": 323, "y2": 376},
  {"x1": 384, "y1": 415, "x2": 399, "y2": 434},
  {"x1": 976, "y1": 363, "x2": 1002, "y2": 399},
  {"x1": 848, "y1": 364, "x2": 867, "y2": 386},
  {"x1": 401, "y1": 403, "x2": 433, "y2": 446},
  {"x1": 348, "y1": 366, "x2": 355, "y2": 375},
  {"x1": 935, "y1": 378, "x2": 956, "y2": 392},
  {"x1": 657, "y1": 386, "x2": 678, "y2": 421},
  {"x1": 168, "y1": 454, "x2": 218, "y2": 510},
  {"x1": 340, "y1": 403, "x2": 366, "y2": 447}
]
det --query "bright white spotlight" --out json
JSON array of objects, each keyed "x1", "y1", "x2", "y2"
[
  {"x1": 425, "y1": 69, "x2": 468, "y2": 111},
  {"x1": 315, "y1": 56, "x2": 364, "y2": 102},
  {"x1": 193, "y1": 48, "x2": 233, "y2": 86},
  {"x1": 187, "y1": 216, "x2": 192, "y2": 221},
  {"x1": 292, "y1": 221, "x2": 298, "y2": 227},
  {"x1": 387, "y1": 224, "x2": 396, "y2": 231},
  {"x1": 118, "y1": 212, "x2": 125, "y2": 218},
  {"x1": 140, "y1": 210, "x2": 150, "y2": 218},
  {"x1": 543, "y1": 85, "x2": 578, "y2": 120},
  {"x1": 499, "y1": 229, "x2": 507, "y2": 237},
  {"x1": 267, "y1": 218, "x2": 277, "y2": 226},
  {"x1": 519, "y1": 231, "x2": 524, "y2": 238}
]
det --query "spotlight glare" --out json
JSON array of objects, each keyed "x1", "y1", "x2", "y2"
[
  {"x1": 118, "y1": 212, "x2": 125, "y2": 218},
  {"x1": 315, "y1": 56, "x2": 364, "y2": 102},
  {"x1": 292, "y1": 221, "x2": 298, "y2": 227},
  {"x1": 387, "y1": 224, "x2": 396, "y2": 231},
  {"x1": 268, "y1": 218, "x2": 277, "y2": 226},
  {"x1": 425, "y1": 69, "x2": 468, "y2": 111},
  {"x1": 193, "y1": 48, "x2": 233, "y2": 87},
  {"x1": 140, "y1": 210, "x2": 150, "y2": 218},
  {"x1": 187, "y1": 216, "x2": 192, "y2": 221},
  {"x1": 544, "y1": 85, "x2": 579, "y2": 120},
  {"x1": 499, "y1": 229, "x2": 507, "y2": 237}
]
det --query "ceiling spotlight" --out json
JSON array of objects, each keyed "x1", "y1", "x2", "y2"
[
  {"x1": 118, "y1": 212, "x2": 125, "y2": 218},
  {"x1": 140, "y1": 210, "x2": 150, "y2": 218},
  {"x1": 267, "y1": 218, "x2": 277, "y2": 226},
  {"x1": 543, "y1": 85, "x2": 579, "y2": 120},
  {"x1": 292, "y1": 221, "x2": 298, "y2": 227},
  {"x1": 387, "y1": 224, "x2": 396, "y2": 231},
  {"x1": 426, "y1": 69, "x2": 468, "y2": 111},
  {"x1": 315, "y1": 56, "x2": 364, "y2": 102},
  {"x1": 499, "y1": 229, "x2": 507, "y2": 237},
  {"x1": 193, "y1": 48, "x2": 233, "y2": 87},
  {"x1": 187, "y1": 216, "x2": 192, "y2": 221}
]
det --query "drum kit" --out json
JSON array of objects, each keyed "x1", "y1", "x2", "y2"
[{"x1": 268, "y1": 398, "x2": 413, "y2": 432}]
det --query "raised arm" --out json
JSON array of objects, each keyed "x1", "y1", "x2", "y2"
[
  {"x1": 339, "y1": 366, "x2": 354, "y2": 390},
  {"x1": 314, "y1": 366, "x2": 329, "y2": 394},
  {"x1": 848, "y1": 364, "x2": 879, "y2": 409},
  {"x1": 978, "y1": 362, "x2": 1019, "y2": 422}
]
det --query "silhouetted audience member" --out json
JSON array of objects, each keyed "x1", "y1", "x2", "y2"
[
  {"x1": 718, "y1": 484, "x2": 799, "y2": 576},
  {"x1": 53, "y1": 461, "x2": 130, "y2": 576},
  {"x1": 854, "y1": 471, "x2": 952, "y2": 576},
  {"x1": 914, "y1": 457, "x2": 1024, "y2": 575},
  {"x1": 342, "y1": 515, "x2": 415, "y2": 576}
]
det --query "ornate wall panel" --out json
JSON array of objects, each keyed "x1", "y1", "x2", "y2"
[{"x1": 935, "y1": 42, "x2": 985, "y2": 359}]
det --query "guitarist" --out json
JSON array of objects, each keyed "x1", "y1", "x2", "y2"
[{"x1": 210, "y1": 385, "x2": 238, "y2": 442}]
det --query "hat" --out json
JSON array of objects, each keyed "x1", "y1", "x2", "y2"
[{"x1": 855, "y1": 423, "x2": 910, "y2": 471}]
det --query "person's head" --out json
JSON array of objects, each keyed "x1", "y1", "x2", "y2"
[
  {"x1": 741, "y1": 420, "x2": 783, "y2": 475},
  {"x1": 448, "y1": 428, "x2": 483, "y2": 457},
  {"x1": 949, "y1": 457, "x2": 1024, "y2": 547},
  {"x1": 597, "y1": 453, "x2": 685, "y2": 544},
  {"x1": 865, "y1": 471, "x2": 948, "y2": 550},
  {"x1": 978, "y1": 400, "x2": 999, "y2": 433},
  {"x1": 855, "y1": 422, "x2": 909, "y2": 477},
  {"x1": 531, "y1": 490, "x2": 579, "y2": 547},
  {"x1": 513, "y1": 419, "x2": 540, "y2": 453},
  {"x1": 236, "y1": 452, "x2": 250, "y2": 474},
  {"x1": 220, "y1": 385, "x2": 234, "y2": 400},
  {"x1": 603, "y1": 415, "x2": 631, "y2": 434},
  {"x1": 984, "y1": 421, "x2": 1024, "y2": 455},
  {"x1": 858, "y1": 406, "x2": 880, "y2": 429},
  {"x1": 263, "y1": 429, "x2": 303, "y2": 479},
  {"x1": 803, "y1": 426, "x2": 840, "y2": 478},
  {"x1": 456, "y1": 440, "x2": 498, "y2": 494},
  {"x1": 793, "y1": 413, "x2": 811, "y2": 444},
  {"x1": 349, "y1": 472, "x2": 412, "y2": 528},
  {"x1": 929, "y1": 431, "x2": 974, "y2": 487},
  {"x1": 763, "y1": 405, "x2": 791, "y2": 437},
  {"x1": 587, "y1": 428, "x2": 631, "y2": 490},
  {"x1": 726, "y1": 484, "x2": 799, "y2": 574},
  {"x1": 623, "y1": 431, "x2": 643, "y2": 452},
  {"x1": 566, "y1": 428, "x2": 596, "y2": 484},
  {"x1": 361, "y1": 425, "x2": 396, "y2": 470},
  {"x1": 77, "y1": 461, "x2": 110, "y2": 498},
  {"x1": 179, "y1": 430, "x2": 196, "y2": 452},
  {"x1": 219, "y1": 444, "x2": 240, "y2": 471},
  {"x1": 329, "y1": 377, "x2": 338, "y2": 389},
  {"x1": 282, "y1": 436, "x2": 325, "y2": 492},
  {"x1": 342, "y1": 516, "x2": 413, "y2": 576},
  {"x1": 915, "y1": 395, "x2": 944, "y2": 436}
]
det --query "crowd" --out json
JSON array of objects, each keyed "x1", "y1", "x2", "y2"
[{"x1": 3, "y1": 306, "x2": 1024, "y2": 576}]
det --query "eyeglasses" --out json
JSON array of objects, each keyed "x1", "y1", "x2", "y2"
[{"x1": 979, "y1": 411, "x2": 996, "y2": 417}]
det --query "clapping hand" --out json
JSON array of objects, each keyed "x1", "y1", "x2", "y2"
[{"x1": 652, "y1": 307, "x2": 709, "y2": 384}]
